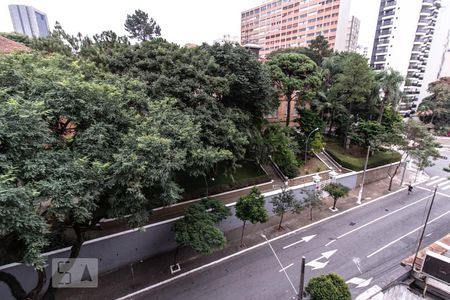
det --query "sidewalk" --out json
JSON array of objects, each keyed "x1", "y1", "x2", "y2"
[{"x1": 56, "y1": 170, "x2": 418, "y2": 300}]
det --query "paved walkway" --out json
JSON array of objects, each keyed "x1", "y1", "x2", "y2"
[{"x1": 56, "y1": 170, "x2": 419, "y2": 300}]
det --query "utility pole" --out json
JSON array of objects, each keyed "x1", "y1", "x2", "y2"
[
  {"x1": 298, "y1": 256, "x2": 306, "y2": 300},
  {"x1": 357, "y1": 145, "x2": 370, "y2": 204},
  {"x1": 411, "y1": 186, "x2": 438, "y2": 272}
]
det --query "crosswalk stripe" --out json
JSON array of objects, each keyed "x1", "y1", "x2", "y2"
[
  {"x1": 429, "y1": 175, "x2": 440, "y2": 181},
  {"x1": 437, "y1": 180, "x2": 450, "y2": 187},
  {"x1": 442, "y1": 183, "x2": 450, "y2": 191},
  {"x1": 426, "y1": 177, "x2": 447, "y2": 186}
]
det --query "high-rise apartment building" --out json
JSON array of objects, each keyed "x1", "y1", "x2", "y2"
[
  {"x1": 345, "y1": 16, "x2": 360, "y2": 52},
  {"x1": 9, "y1": 5, "x2": 49, "y2": 38},
  {"x1": 370, "y1": 0, "x2": 442, "y2": 114},
  {"x1": 240, "y1": 0, "x2": 353, "y2": 59}
]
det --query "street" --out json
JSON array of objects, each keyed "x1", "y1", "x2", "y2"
[{"x1": 120, "y1": 176, "x2": 450, "y2": 300}]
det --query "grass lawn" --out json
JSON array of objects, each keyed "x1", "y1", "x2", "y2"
[
  {"x1": 179, "y1": 161, "x2": 269, "y2": 200},
  {"x1": 325, "y1": 138, "x2": 401, "y2": 171},
  {"x1": 298, "y1": 157, "x2": 329, "y2": 176}
]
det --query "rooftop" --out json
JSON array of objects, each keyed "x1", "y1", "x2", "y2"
[{"x1": 0, "y1": 36, "x2": 30, "y2": 54}]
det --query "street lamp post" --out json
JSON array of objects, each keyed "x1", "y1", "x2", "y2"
[
  {"x1": 357, "y1": 145, "x2": 371, "y2": 205},
  {"x1": 305, "y1": 128, "x2": 319, "y2": 163}
]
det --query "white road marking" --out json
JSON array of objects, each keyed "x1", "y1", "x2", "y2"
[
  {"x1": 442, "y1": 183, "x2": 450, "y2": 191},
  {"x1": 438, "y1": 180, "x2": 450, "y2": 187},
  {"x1": 279, "y1": 263, "x2": 294, "y2": 272},
  {"x1": 426, "y1": 177, "x2": 447, "y2": 186},
  {"x1": 367, "y1": 210, "x2": 450, "y2": 258},
  {"x1": 346, "y1": 277, "x2": 373, "y2": 288},
  {"x1": 425, "y1": 232, "x2": 433, "y2": 237},
  {"x1": 353, "y1": 257, "x2": 362, "y2": 274},
  {"x1": 355, "y1": 285, "x2": 382, "y2": 300},
  {"x1": 415, "y1": 186, "x2": 450, "y2": 198},
  {"x1": 337, "y1": 195, "x2": 431, "y2": 240},
  {"x1": 325, "y1": 239, "x2": 336, "y2": 246},
  {"x1": 283, "y1": 234, "x2": 317, "y2": 249},
  {"x1": 435, "y1": 241, "x2": 450, "y2": 250},
  {"x1": 428, "y1": 176, "x2": 440, "y2": 181},
  {"x1": 113, "y1": 185, "x2": 420, "y2": 300},
  {"x1": 306, "y1": 260, "x2": 329, "y2": 270},
  {"x1": 306, "y1": 250, "x2": 337, "y2": 270}
]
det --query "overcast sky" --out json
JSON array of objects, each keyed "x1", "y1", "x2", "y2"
[
  {"x1": 1, "y1": 0, "x2": 448, "y2": 52},
  {"x1": 1, "y1": 0, "x2": 381, "y2": 47}
]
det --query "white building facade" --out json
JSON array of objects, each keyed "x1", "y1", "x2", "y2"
[
  {"x1": 370, "y1": 0, "x2": 442, "y2": 114},
  {"x1": 9, "y1": 5, "x2": 49, "y2": 38}
]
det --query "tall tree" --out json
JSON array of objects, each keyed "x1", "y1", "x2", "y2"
[
  {"x1": 307, "y1": 35, "x2": 334, "y2": 65},
  {"x1": 268, "y1": 53, "x2": 321, "y2": 127},
  {"x1": 419, "y1": 78, "x2": 450, "y2": 132},
  {"x1": 271, "y1": 187, "x2": 303, "y2": 230},
  {"x1": 124, "y1": 9, "x2": 161, "y2": 41},
  {"x1": 235, "y1": 187, "x2": 268, "y2": 247},
  {"x1": 327, "y1": 53, "x2": 375, "y2": 145},
  {"x1": 376, "y1": 68, "x2": 404, "y2": 122}
]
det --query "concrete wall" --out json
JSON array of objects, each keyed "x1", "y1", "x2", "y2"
[{"x1": 0, "y1": 165, "x2": 384, "y2": 299}]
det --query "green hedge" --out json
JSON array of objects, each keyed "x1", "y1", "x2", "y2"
[{"x1": 325, "y1": 143, "x2": 401, "y2": 171}]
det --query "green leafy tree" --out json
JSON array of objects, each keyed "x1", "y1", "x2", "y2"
[
  {"x1": 327, "y1": 53, "x2": 375, "y2": 144},
  {"x1": 263, "y1": 125, "x2": 299, "y2": 178},
  {"x1": 376, "y1": 68, "x2": 404, "y2": 122},
  {"x1": 348, "y1": 120, "x2": 386, "y2": 150},
  {"x1": 302, "y1": 189, "x2": 322, "y2": 220},
  {"x1": 124, "y1": 9, "x2": 161, "y2": 41},
  {"x1": 324, "y1": 183, "x2": 350, "y2": 210},
  {"x1": 201, "y1": 42, "x2": 278, "y2": 120},
  {"x1": 420, "y1": 78, "x2": 450, "y2": 132},
  {"x1": 267, "y1": 53, "x2": 321, "y2": 127},
  {"x1": 306, "y1": 273, "x2": 351, "y2": 300},
  {"x1": 271, "y1": 187, "x2": 303, "y2": 230},
  {"x1": 307, "y1": 35, "x2": 334, "y2": 65},
  {"x1": 173, "y1": 198, "x2": 231, "y2": 253},
  {"x1": 235, "y1": 187, "x2": 268, "y2": 247},
  {"x1": 403, "y1": 120, "x2": 441, "y2": 181}
]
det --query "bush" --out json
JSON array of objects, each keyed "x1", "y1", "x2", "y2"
[{"x1": 306, "y1": 273, "x2": 351, "y2": 300}]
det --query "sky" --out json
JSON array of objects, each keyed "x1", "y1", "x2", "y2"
[{"x1": 1, "y1": 0, "x2": 380, "y2": 48}]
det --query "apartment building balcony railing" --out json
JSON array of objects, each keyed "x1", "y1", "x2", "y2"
[
  {"x1": 383, "y1": 0, "x2": 397, "y2": 8},
  {"x1": 381, "y1": 10, "x2": 395, "y2": 18}
]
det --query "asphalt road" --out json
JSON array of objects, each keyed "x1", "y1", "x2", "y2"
[{"x1": 122, "y1": 176, "x2": 450, "y2": 300}]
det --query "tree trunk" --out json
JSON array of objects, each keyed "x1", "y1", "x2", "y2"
[
  {"x1": 328, "y1": 110, "x2": 335, "y2": 134},
  {"x1": 240, "y1": 221, "x2": 246, "y2": 247},
  {"x1": 70, "y1": 223, "x2": 85, "y2": 259},
  {"x1": 378, "y1": 101, "x2": 385, "y2": 123},
  {"x1": 388, "y1": 161, "x2": 402, "y2": 191},
  {"x1": 278, "y1": 212, "x2": 284, "y2": 230},
  {"x1": 332, "y1": 198, "x2": 337, "y2": 210},
  {"x1": 0, "y1": 268, "x2": 47, "y2": 300},
  {"x1": 285, "y1": 94, "x2": 292, "y2": 127},
  {"x1": 28, "y1": 269, "x2": 46, "y2": 299},
  {"x1": 309, "y1": 206, "x2": 313, "y2": 221}
]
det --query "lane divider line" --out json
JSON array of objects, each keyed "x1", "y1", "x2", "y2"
[
  {"x1": 114, "y1": 185, "x2": 420, "y2": 300},
  {"x1": 366, "y1": 210, "x2": 450, "y2": 258}
]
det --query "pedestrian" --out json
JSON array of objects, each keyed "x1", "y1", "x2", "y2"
[{"x1": 408, "y1": 184, "x2": 413, "y2": 195}]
